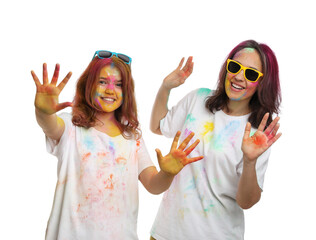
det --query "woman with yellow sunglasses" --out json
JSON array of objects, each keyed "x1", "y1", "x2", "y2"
[{"x1": 149, "y1": 40, "x2": 281, "y2": 240}]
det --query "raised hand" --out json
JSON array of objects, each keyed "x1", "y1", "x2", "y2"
[
  {"x1": 242, "y1": 113, "x2": 281, "y2": 162},
  {"x1": 31, "y1": 63, "x2": 72, "y2": 115},
  {"x1": 162, "y1": 57, "x2": 194, "y2": 90},
  {"x1": 155, "y1": 131, "x2": 203, "y2": 176}
]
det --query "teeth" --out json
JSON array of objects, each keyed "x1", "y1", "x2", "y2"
[
  {"x1": 232, "y1": 83, "x2": 244, "y2": 90},
  {"x1": 102, "y1": 97, "x2": 115, "y2": 102}
]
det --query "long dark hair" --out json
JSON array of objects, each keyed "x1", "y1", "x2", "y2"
[
  {"x1": 72, "y1": 56, "x2": 141, "y2": 140},
  {"x1": 205, "y1": 40, "x2": 281, "y2": 128}
]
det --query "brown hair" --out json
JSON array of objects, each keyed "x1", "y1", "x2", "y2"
[
  {"x1": 205, "y1": 40, "x2": 281, "y2": 128},
  {"x1": 72, "y1": 56, "x2": 141, "y2": 140}
]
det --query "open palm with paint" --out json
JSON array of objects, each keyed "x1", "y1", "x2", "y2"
[
  {"x1": 156, "y1": 131, "x2": 202, "y2": 176},
  {"x1": 242, "y1": 112, "x2": 281, "y2": 163},
  {"x1": 32, "y1": 63, "x2": 72, "y2": 115}
]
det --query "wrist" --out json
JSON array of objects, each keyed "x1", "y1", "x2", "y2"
[
  {"x1": 243, "y1": 156, "x2": 258, "y2": 166},
  {"x1": 160, "y1": 169, "x2": 176, "y2": 178},
  {"x1": 35, "y1": 107, "x2": 55, "y2": 116},
  {"x1": 161, "y1": 81, "x2": 173, "y2": 92}
]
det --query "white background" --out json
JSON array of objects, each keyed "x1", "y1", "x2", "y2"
[{"x1": 1, "y1": 0, "x2": 315, "y2": 239}]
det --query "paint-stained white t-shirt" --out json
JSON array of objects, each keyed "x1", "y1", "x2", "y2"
[
  {"x1": 151, "y1": 88, "x2": 270, "y2": 240},
  {"x1": 45, "y1": 113, "x2": 154, "y2": 240}
]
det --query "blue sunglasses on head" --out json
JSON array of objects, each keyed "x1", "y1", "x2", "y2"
[{"x1": 92, "y1": 50, "x2": 132, "y2": 64}]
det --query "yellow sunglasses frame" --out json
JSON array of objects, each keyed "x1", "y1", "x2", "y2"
[{"x1": 226, "y1": 59, "x2": 263, "y2": 82}]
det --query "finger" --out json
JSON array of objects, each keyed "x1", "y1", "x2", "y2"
[
  {"x1": 55, "y1": 102, "x2": 73, "y2": 112},
  {"x1": 264, "y1": 116, "x2": 280, "y2": 136},
  {"x1": 177, "y1": 57, "x2": 185, "y2": 70},
  {"x1": 51, "y1": 63, "x2": 60, "y2": 86},
  {"x1": 31, "y1": 70, "x2": 41, "y2": 88},
  {"x1": 170, "y1": 131, "x2": 181, "y2": 151},
  {"x1": 178, "y1": 132, "x2": 194, "y2": 151},
  {"x1": 258, "y1": 113, "x2": 269, "y2": 132},
  {"x1": 155, "y1": 148, "x2": 163, "y2": 161},
  {"x1": 182, "y1": 56, "x2": 193, "y2": 74},
  {"x1": 57, "y1": 72, "x2": 72, "y2": 92},
  {"x1": 267, "y1": 123, "x2": 280, "y2": 140},
  {"x1": 184, "y1": 139, "x2": 200, "y2": 156},
  {"x1": 243, "y1": 122, "x2": 251, "y2": 141},
  {"x1": 43, "y1": 63, "x2": 48, "y2": 85},
  {"x1": 182, "y1": 156, "x2": 203, "y2": 166},
  {"x1": 267, "y1": 132, "x2": 282, "y2": 147}
]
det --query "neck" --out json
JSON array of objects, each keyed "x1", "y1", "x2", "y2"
[
  {"x1": 224, "y1": 99, "x2": 251, "y2": 116},
  {"x1": 95, "y1": 111, "x2": 117, "y2": 125},
  {"x1": 94, "y1": 111, "x2": 122, "y2": 137}
]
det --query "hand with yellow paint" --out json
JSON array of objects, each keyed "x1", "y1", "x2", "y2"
[
  {"x1": 155, "y1": 131, "x2": 203, "y2": 176},
  {"x1": 242, "y1": 113, "x2": 281, "y2": 163},
  {"x1": 162, "y1": 57, "x2": 194, "y2": 90},
  {"x1": 31, "y1": 63, "x2": 72, "y2": 114}
]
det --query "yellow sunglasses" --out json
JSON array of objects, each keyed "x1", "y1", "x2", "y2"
[{"x1": 226, "y1": 59, "x2": 263, "y2": 82}]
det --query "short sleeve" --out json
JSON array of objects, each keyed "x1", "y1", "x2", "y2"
[
  {"x1": 160, "y1": 89, "x2": 199, "y2": 138},
  {"x1": 46, "y1": 112, "x2": 73, "y2": 157},
  {"x1": 237, "y1": 148, "x2": 271, "y2": 190},
  {"x1": 136, "y1": 137, "x2": 154, "y2": 175}
]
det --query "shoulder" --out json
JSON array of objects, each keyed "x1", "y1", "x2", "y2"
[
  {"x1": 58, "y1": 112, "x2": 72, "y2": 121},
  {"x1": 189, "y1": 88, "x2": 213, "y2": 99},
  {"x1": 57, "y1": 112, "x2": 75, "y2": 130},
  {"x1": 183, "y1": 88, "x2": 213, "y2": 105}
]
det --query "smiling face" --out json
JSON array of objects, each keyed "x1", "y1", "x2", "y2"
[
  {"x1": 225, "y1": 48, "x2": 263, "y2": 102},
  {"x1": 92, "y1": 64, "x2": 123, "y2": 113}
]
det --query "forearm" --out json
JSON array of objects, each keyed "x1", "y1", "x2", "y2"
[
  {"x1": 35, "y1": 108, "x2": 65, "y2": 141},
  {"x1": 236, "y1": 158, "x2": 261, "y2": 209},
  {"x1": 150, "y1": 85, "x2": 170, "y2": 134},
  {"x1": 147, "y1": 170, "x2": 175, "y2": 195},
  {"x1": 139, "y1": 166, "x2": 175, "y2": 195}
]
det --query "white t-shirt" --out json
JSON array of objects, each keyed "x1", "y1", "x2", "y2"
[
  {"x1": 151, "y1": 88, "x2": 270, "y2": 240},
  {"x1": 45, "y1": 113, "x2": 154, "y2": 240}
]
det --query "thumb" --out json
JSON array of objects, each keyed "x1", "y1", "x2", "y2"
[
  {"x1": 155, "y1": 148, "x2": 163, "y2": 162},
  {"x1": 56, "y1": 102, "x2": 73, "y2": 112}
]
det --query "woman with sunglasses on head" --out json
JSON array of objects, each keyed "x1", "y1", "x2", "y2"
[
  {"x1": 31, "y1": 50, "x2": 203, "y2": 240},
  {"x1": 149, "y1": 40, "x2": 281, "y2": 240}
]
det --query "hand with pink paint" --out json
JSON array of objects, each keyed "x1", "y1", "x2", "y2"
[
  {"x1": 155, "y1": 131, "x2": 203, "y2": 176},
  {"x1": 242, "y1": 113, "x2": 281, "y2": 163},
  {"x1": 31, "y1": 63, "x2": 72, "y2": 114},
  {"x1": 162, "y1": 57, "x2": 194, "y2": 90}
]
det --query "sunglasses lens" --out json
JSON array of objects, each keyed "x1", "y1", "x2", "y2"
[
  {"x1": 228, "y1": 61, "x2": 241, "y2": 73},
  {"x1": 117, "y1": 54, "x2": 130, "y2": 63},
  {"x1": 98, "y1": 51, "x2": 112, "y2": 58},
  {"x1": 245, "y1": 69, "x2": 259, "y2": 82}
]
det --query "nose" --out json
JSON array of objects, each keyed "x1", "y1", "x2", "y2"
[
  {"x1": 235, "y1": 69, "x2": 245, "y2": 82},
  {"x1": 105, "y1": 84, "x2": 115, "y2": 93}
]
